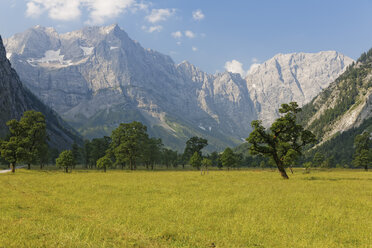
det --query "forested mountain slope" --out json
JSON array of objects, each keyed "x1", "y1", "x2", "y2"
[{"x1": 298, "y1": 48, "x2": 372, "y2": 164}]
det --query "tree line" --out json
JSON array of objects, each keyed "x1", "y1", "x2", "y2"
[
  {"x1": 1, "y1": 104, "x2": 370, "y2": 177},
  {"x1": 0, "y1": 112, "x2": 244, "y2": 173}
]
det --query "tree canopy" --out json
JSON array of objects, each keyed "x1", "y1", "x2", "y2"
[
  {"x1": 352, "y1": 132, "x2": 371, "y2": 171},
  {"x1": 56, "y1": 150, "x2": 75, "y2": 173},
  {"x1": 246, "y1": 102, "x2": 316, "y2": 179},
  {"x1": 109, "y1": 121, "x2": 149, "y2": 170},
  {"x1": 0, "y1": 111, "x2": 47, "y2": 172},
  {"x1": 183, "y1": 136, "x2": 208, "y2": 160}
]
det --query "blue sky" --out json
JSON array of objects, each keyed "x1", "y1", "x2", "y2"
[{"x1": 1, "y1": 0, "x2": 372, "y2": 74}]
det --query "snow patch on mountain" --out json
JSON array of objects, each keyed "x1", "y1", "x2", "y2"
[{"x1": 80, "y1": 46, "x2": 94, "y2": 56}]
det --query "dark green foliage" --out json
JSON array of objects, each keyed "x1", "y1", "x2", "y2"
[
  {"x1": 352, "y1": 132, "x2": 372, "y2": 171},
  {"x1": 302, "y1": 118, "x2": 372, "y2": 166},
  {"x1": 183, "y1": 136, "x2": 208, "y2": 160},
  {"x1": 142, "y1": 138, "x2": 163, "y2": 170},
  {"x1": 209, "y1": 151, "x2": 222, "y2": 168},
  {"x1": 220, "y1": 147, "x2": 236, "y2": 170},
  {"x1": 0, "y1": 111, "x2": 47, "y2": 172},
  {"x1": 109, "y1": 121, "x2": 148, "y2": 170},
  {"x1": 162, "y1": 148, "x2": 178, "y2": 169},
  {"x1": 312, "y1": 152, "x2": 324, "y2": 167},
  {"x1": 247, "y1": 102, "x2": 316, "y2": 179},
  {"x1": 91, "y1": 137, "x2": 111, "y2": 167},
  {"x1": 19, "y1": 111, "x2": 48, "y2": 169},
  {"x1": 303, "y1": 161, "x2": 312, "y2": 172},
  {"x1": 48, "y1": 148, "x2": 59, "y2": 165},
  {"x1": 83, "y1": 137, "x2": 111, "y2": 168},
  {"x1": 71, "y1": 142, "x2": 82, "y2": 166},
  {"x1": 189, "y1": 151, "x2": 202, "y2": 170}
]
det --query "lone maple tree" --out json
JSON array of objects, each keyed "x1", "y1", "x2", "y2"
[{"x1": 246, "y1": 102, "x2": 316, "y2": 179}]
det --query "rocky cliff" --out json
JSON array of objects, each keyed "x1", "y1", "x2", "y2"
[
  {"x1": 246, "y1": 52, "x2": 354, "y2": 126},
  {"x1": 298, "y1": 50, "x2": 372, "y2": 144},
  {"x1": 0, "y1": 35, "x2": 81, "y2": 148}
]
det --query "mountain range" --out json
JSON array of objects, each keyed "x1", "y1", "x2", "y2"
[
  {"x1": 3, "y1": 24, "x2": 354, "y2": 151},
  {"x1": 0, "y1": 35, "x2": 81, "y2": 149}
]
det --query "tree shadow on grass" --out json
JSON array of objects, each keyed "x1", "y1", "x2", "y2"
[{"x1": 303, "y1": 176, "x2": 372, "y2": 181}]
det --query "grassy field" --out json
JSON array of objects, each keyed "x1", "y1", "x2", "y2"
[{"x1": 0, "y1": 168, "x2": 371, "y2": 247}]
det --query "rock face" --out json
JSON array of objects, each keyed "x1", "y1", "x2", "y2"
[
  {"x1": 298, "y1": 50, "x2": 372, "y2": 145},
  {"x1": 4, "y1": 24, "x2": 354, "y2": 151},
  {"x1": 5, "y1": 25, "x2": 256, "y2": 151},
  {"x1": 246, "y1": 52, "x2": 354, "y2": 126},
  {"x1": 0, "y1": 35, "x2": 81, "y2": 148}
]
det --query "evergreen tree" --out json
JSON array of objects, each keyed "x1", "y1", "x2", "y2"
[{"x1": 353, "y1": 132, "x2": 371, "y2": 171}]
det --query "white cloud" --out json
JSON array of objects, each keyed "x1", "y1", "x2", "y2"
[
  {"x1": 192, "y1": 9, "x2": 204, "y2": 21},
  {"x1": 224, "y1": 59, "x2": 246, "y2": 77},
  {"x1": 171, "y1": 31, "x2": 182, "y2": 39},
  {"x1": 176, "y1": 41, "x2": 182, "y2": 46},
  {"x1": 247, "y1": 63, "x2": 260, "y2": 75},
  {"x1": 252, "y1": 57, "x2": 259, "y2": 63},
  {"x1": 185, "y1": 30, "x2": 195, "y2": 39},
  {"x1": 87, "y1": 0, "x2": 136, "y2": 24},
  {"x1": 142, "y1": 25, "x2": 163, "y2": 33},
  {"x1": 148, "y1": 25, "x2": 162, "y2": 32},
  {"x1": 145, "y1": 8, "x2": 175, "y2": 23},
  {"x1": 26, "y1": 1, "x2": 43, "y2": 18},
  {"x1": 25, "y1": 0, "x2": 142, "y2": 24},
  {"x1": 192, "y1": 46, "x2": 198, "y2": 52}
]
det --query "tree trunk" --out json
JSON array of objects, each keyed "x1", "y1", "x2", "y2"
[
  {"x1": 273, "y1": 154, "x2": 289, "y2": 179},
  {"x1": 365, "y1": 165, "x2": 368, "y2": 171},
  {"x1": 277, "y1": 165, "x2": 289, "y2": 179},
  {"x1": 65, "y1": 167, "x2": 68, "y2": 173},
  {"x1": 289, "y1": 166, "x2": 294, "y2": 174},
  {"x1": 11, "y1": 163, "x2": 15, "y2": 173},
  {"x1": 27, "y1": 163, "x2": 31, "y2": 170},
  {"x1": 104, "y1": 166, "x2": 106, "y2": 173}
]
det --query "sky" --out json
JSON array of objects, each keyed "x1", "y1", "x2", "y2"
[{"x1": 1, "y1": 0, "x2": 372, "y2": 75}]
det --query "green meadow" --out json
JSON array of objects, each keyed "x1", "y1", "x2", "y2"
[{"x1": 0, "y1": 169, "x2": 371, "y2": 248}]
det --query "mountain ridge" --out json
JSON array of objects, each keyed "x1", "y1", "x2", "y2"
[
  {"x1": 4, "y1": 25, "x2": 354, "y2": 151},
  {"x1": 0, "y1": 35, "x2": 82, "y2": 149}
]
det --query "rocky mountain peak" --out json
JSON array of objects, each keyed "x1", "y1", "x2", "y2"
[
  {"x1": 245, "y1": 51, "x2": 354, "y2": 125},
  {"x1": 0, "y1": 35, "x2": 80, "y2": 147}
]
